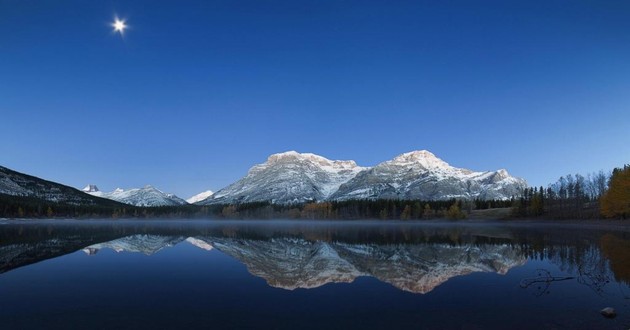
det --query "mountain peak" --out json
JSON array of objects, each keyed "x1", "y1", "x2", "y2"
[
  {"x1": 267, "y1": 151, "x2": 326, "y2": 164},
  {"x1": 265, "y1": 151, "x2": 360, "y2": 169},
  {"x1": 82, "y1": 184, "x2": 100, "y2": 193},
  {"x1": 391, "y1": 150, "x2": 450, "y2": 169},
  {"x1": 267, "y1": 151, "x2": 300, "y2": 162},
  {"x1": 205, "y1": 151, "x2": 366, "y2": 204}
]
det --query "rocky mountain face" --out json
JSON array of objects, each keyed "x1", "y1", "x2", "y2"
[
  {"x1": 201, "y1": 151, "x2": 366, "y2": 204},
  {"x1": 0, "y1": 166, "x2": 121, "y2": 206},
  {"x1": 331, "y1": 150, "x2": 527, "y2": 201},
  {"x1": 83, "y1": 185, "x2": 187, "y2": 207},
  {"x1": 198, "y1": 150, "x2": 526, "y2": 204}
]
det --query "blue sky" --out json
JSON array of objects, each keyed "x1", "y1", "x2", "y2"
[{"x1": 1, "y1": 0, "x2": 629, "y2": 198}]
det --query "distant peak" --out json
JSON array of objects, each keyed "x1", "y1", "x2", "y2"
[{"x1": 82, "y1": 184, "x2": 99, "y2": 192}]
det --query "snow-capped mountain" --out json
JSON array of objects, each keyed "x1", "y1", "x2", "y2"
[
  {"x1": 0, "y1": 166, "x2": 121, "y2": 206},
  {"x1": 186, "y1": 190, "x2": 214, "y2": 204},
  {"x1": 199, "y1": 150, "x2": 526, "y2": 204},
  {"x1": 83, "y1": 185, "x2": 187, "y2": 207},
  {"x1": 199, "y1": 151, "x2": 366, "y2": 204},
  {"x1": 331, "y1": 150, "x2": 527, "y2": 201}
]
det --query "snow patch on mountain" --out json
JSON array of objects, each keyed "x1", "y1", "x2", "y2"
[{"x1": 186, "y1": 190, "x2": 214, "y2": 204}]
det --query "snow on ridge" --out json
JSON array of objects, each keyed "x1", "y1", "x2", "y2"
[{"x1": 187, "y1": 190, "x2": 214, "y2": 204}]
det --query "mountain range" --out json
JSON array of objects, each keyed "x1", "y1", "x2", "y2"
[
  {"x1": 1, "y1": 149, "x2": 526, "y2": 208},
  {"x1": 82, "y1": 185, "x2": 187, "y2": 207},
  {"x1": 198, "y1": 150, "x2": 526, "y2": 204}
]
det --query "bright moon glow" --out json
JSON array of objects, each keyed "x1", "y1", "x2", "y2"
[{"x1": 112, "y1": 19, "x2": 127, "y2": 34}]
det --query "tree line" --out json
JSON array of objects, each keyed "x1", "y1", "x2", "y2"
[
  {"x1": 513, "y1": 165, "x2": 629, "y2": 219},
  {"x1": 0, "y1": 194, "x2": 509, "y2": 220},
  {"x1": 1, "y1": 164, "x2": 628, "y2": 220}
]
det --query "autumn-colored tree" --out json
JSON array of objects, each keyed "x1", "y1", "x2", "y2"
[
  {"x1": 446, "y1": 202, "x2": 466, "y2": 220},
  {"x1": 600, "y1": 165, "x2": 630, "y2": 219},
  {"x1": 221, "y1": 205, "x2": 238, "y2": 218},
  {"x1": 422, "y1": 203, "x2": 432, "y2": 219},
  {"x1": 400, "y1": 205, "x2": 412, "y2": 220},
  {"x1": 301, "y1": 202, "x2": 333, "y2": 219}
]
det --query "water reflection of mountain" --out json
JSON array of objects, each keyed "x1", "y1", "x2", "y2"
[
  {"x1": 83, "y1": 235, "x2": 186, "y2": 255},
  {"x1": 83, "y1": 235, "x2": 214, "y2": 255},
  {"x1": 1, "y1": 221, "x2": 630, "y2": 293},
  {"x1": 74, "y1": 232, "x2": 526, "y2": 293},
  {"x1": 210, "y1": 237, "x2": 525, "y2": 293}
]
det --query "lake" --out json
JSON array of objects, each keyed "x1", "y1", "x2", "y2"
[{"x1": 1, "y1": 220, "x2": 629, "y2": 329}]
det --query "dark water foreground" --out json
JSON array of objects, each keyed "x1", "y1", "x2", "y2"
[{"x1": 1, "y1": 220, "x2": 629, "y2": 329}]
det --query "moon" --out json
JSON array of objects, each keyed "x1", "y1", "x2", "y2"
[{"x1": 112, "y1": 18, "x2": 127, "y2": 34}]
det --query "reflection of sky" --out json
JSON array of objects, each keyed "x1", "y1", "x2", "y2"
[{"x1": 1, "y1": 238, "x2": 629, "y2": 329}]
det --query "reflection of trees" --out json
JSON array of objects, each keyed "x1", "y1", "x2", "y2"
[
  {"x1": 509, "y1": 226, "x2": 630, "y2": 294},
  {"x1": 599, "y1": 234, "x2": 630, "y2": 284},
  {"x1": 520, "y1": 269, "x2": 574, "y2": 296},
  {"x1": 520, "y1": 244, "x2": 616, "y2": 296},
  {"x1": 3, "y1": 220, "x2": 630, "y2": 294},
  {"x1": 575, "y1": 246, "x2": 612, "y2": 295}
]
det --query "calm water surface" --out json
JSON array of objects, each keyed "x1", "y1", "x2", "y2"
[{"x1": 1, "y1": 220, "x2": 629, "y2": 329}]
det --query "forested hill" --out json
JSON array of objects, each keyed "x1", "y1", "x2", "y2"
[{"x1": 0, "y1": 166, "x2": 122, "y2": 211}]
